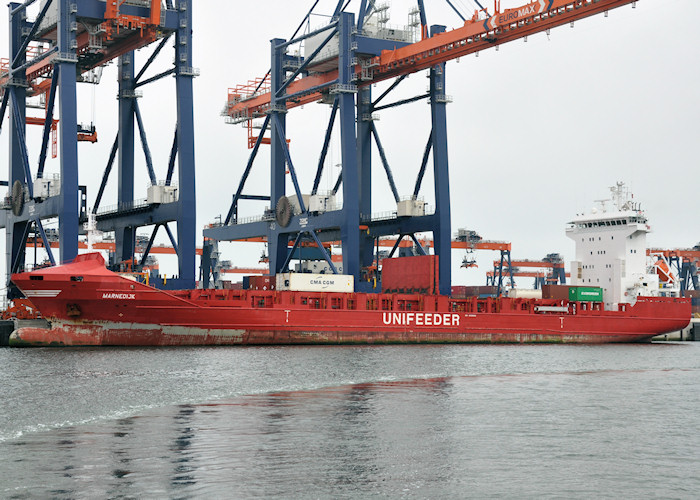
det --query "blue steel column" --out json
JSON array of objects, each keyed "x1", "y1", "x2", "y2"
[
  {"x1": 429, "y1": 25, "x2": 451, "y2": 295},
  {"x1": 116, "y1": 53, "x2": 135, "y2": 264},
  {"x1": 174, "y1": 5, "x2": 196, "y2": 285},
  {"x1": 338, "y1": 13, "x2": 360, "y2": 284},
  {"x1": 6, "y1": 3, "x2": 28, "y2": 282},
  {"x1": 357, "y1": 86, "x2": 374, "y2": 273},
  {"x1": 269, "y1": 38, "x2": 288, "y2": 274},
  {"x1": 56, "y1": 0, "x2": 79, "y2": 263}
]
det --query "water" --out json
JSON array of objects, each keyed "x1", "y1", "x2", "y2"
[{"x1": 1, "y1": 343, "x2": 699, "y2": 498}]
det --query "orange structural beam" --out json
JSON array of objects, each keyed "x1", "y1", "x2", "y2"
[
  {"x1": 487, "y1": 271, "x2": 571, "y2": 278},
  {"x1": 648, "y1": 248, "x2": 700, "y2": 260},
  {"x1": 499, "y1": 260, "x2": 562, "y2": 268},
  {"x1": 26, "y1": 240, "x2": 205, "y2": 256},
  {"x1": 452, "y1": 241, "x2": 511, "y2": 251},
  {"x1": 373, "y1": 238, "x2": 510, "y2": 250},
  {"x1": 25, "y1": 117, "x2": 58, "y2": 127},
  {"x1": 222, "y1": 267, "x2": 269, "y2": 275},
  {"x1": 227, "y1": 0, "x2": 637, "y2": 121},
  {"x1": 232, "y1": 235, "x2": 510, "y2": 251}
]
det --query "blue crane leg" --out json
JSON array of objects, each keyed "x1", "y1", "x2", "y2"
[
  {"x1": 429, "y1": 24, "x2": 452, "y2": 296},
  {"x1": 57, "y1": 0, "x2": 79, "y2": 263}
]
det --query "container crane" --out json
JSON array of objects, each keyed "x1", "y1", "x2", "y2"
[
  {"x1": 0, "y1": 1, "x2": 197, "y2": 297},
  {"x1": 489, "y1": 255, "x2": 567, "y2": 290},
  {"x1": 205, "y1": 0, "x2": 639, "y2": 294},
  {"x1": 224, "y1": 0, "x2": 639, "y2": 122}
]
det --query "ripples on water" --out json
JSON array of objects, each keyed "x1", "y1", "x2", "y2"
[{"x1": 1, "y1": 344, "x2": 699, "y2": 498}]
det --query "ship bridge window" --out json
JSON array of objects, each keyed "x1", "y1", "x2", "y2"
[
  {"x1": 70, "y1": 276, "x2": 83, "y2": 282},
  {"x1": 30, "y1": 275, "x2": 43, "y2": 281}
]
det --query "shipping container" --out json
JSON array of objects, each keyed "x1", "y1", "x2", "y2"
[
  {"x1": 276, "y1": 273, "x2": 354, "y2": 293},
  {"x1": 507, "y1": 289, "x2": 542, "y2": 299},
  {"x1": 451, "y1": 285, "x2": 497, "y2": 298},
  {"x1": 381, "y1": 255, "x2": 438, "y2": 294},
  {"x1": 221, "y1": 281, "x2": 243, "y2": 290},
  {"x1": 569, "y1": 286, "x2": 604, "y2": 302},
  {"x1": 542, "y1": 284, "x2": 572, "y2": 300},
  {"x1": 249, "y1": 275, "x2": 275, "y2": 291}
]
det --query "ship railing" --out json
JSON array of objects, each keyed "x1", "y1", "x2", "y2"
[
  {"x1": 233, "y1": 204, "x2": 436, "y2": 226},
  {"x1": 361, "y1": 205, "x2": 435, "y2": 223},
  {"x1": 96, "y1": 198, "x2": 150, "y2": 216},
  {"x1": 234, "y1": 213, "x2": 271, "y2": 225}
]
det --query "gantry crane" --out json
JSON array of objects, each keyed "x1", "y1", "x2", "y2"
[
  {"x1": 486, "y1": 266, "x2": 570, "y2": 288},
  {"x1": 488, "y1": 254, "x2": 567, "y2": 289},
  {"x1": 0, "y1": 0, "x2": 197, "y2": 297},
  {"x1": 203, "y1": 0, "x2": 639, "y2": 294}
]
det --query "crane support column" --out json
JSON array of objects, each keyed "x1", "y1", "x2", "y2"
[
  {"x1": 56, "y1": 0, "x2": 79, "y2": 263},
  {"x1": 174, "y1": 4, "x2": 196, "y2": 286},
  {"x1": 269, "y1": 37, "x2": 289, "y2": 275},
  {"x1": 338, "y1": 12, "x2": 360, "y2": 284},
  {"x1": 429, "y1": 24, "x2": 451, "y2": 296},
  {"x1": 117, "y1": 53, "x2": 136, "y2": 265},
  {"x1": 357, "y1": 86, "x2": 374, "y2": 275},
  {"x1": 1, "y1": 1, "x2": 196, "y2": 294},
  {"x1": 6, "y1": 3, "x2": 29, "y2": 289}
]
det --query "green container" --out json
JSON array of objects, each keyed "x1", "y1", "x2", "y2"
[{"x1": 569, "y1": 286, "x2": 603, "y2": 302}]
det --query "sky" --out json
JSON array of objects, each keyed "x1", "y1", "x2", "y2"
[{"x1": 1, "y1": 0, "x2": 699, "y2": 287}]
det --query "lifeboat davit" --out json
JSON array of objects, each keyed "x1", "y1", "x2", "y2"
[{"x1": 655, "y1": 259, "x2": 674, "y2": 283}]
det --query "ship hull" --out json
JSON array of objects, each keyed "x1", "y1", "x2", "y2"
[
  {"x1": 9, "y1": 254, "x2": 691, "y2": 347},
  {"x1": 9, "y1": 322, "x2": 674, "y2": 347}
]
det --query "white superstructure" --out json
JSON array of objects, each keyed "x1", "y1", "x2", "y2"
[{"x1": 566, "y1": 182, "x2": 658, "y2": 310}]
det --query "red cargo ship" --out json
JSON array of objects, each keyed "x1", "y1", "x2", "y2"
[{"x1": 8, "y1": 253, "x2": 690, "y2": 346}]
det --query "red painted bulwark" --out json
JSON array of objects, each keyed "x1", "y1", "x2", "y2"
[{"x1": 9, "y1": 253, "x2": 691, "y2": 347}]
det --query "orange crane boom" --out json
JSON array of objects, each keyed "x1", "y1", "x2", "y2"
[
  {"x1": 226, "y1": 0, "x2": 638, "y2": 123},
  {"x1": 648, "y1": 248, "x2": 700, "y2": 260},
  {"x1": 0, "y1": 0, "x2": 164, "y2": 96},
  {"x1": 26, "y1": 239, "x2": 206, "y2": 256},
  {"x1": 498, "y1": 259, "x2": 565, "y2": 269},
  {"x1": 487, "y1": 271, "x2": 571, "y2": 278}
]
